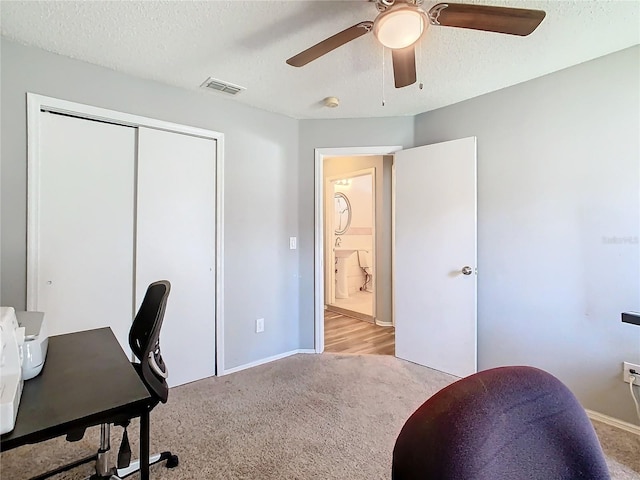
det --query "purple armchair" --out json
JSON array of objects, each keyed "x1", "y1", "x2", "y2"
[{"x1": 392, "y1": 366, "x2": 610, "y2": 480}]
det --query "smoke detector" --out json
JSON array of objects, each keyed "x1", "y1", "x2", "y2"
[{"x1": 323, "y1": 96, "x2": 340, "y2": 108}]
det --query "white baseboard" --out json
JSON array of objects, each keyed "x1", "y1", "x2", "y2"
[
  {"x1": 375, "y1": 320, "x2": 393, "y2": 327},
  {"x1": 221, "y1": 349, "x2": 316, "y2": 375},
  {"x1": 586, "y1": 409, "x2": 640, "y2": 436}
]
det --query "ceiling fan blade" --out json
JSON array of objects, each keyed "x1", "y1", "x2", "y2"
[
  {"x1": 428, "y1": 3, "x2": 546, "y2": 36},
  {"x1": 392, "y1": 46, "x2": 417, "y2": 89},
  {"x1": 286, "y1": 21, "x2": 374, "y2": 67}
]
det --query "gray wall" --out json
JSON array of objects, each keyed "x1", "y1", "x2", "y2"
[
  {"x1": 3, "y1": 36, "x2": 638, "y2": 425},
  {"x1": 414, "y1": 46, "x2": 640, "y2": 424},
  {"x1": 0, "y1": 38, "x2": 300, "y2": 371},
  {"x1": 297, "y1": 118, "x2": 415, "y2": 348}
]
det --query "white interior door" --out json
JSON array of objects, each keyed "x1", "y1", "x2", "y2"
[
  {"x1": 136, "y1": 127, "x2": 216, "y2": 387},
  {"x1": 33, "y1": 112, "x2": 136, "y2": 352},
  {"x1": 394, "y1": 137, "x2": 477, "y2": 378}
]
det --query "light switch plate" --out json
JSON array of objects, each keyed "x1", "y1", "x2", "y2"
[{"x1": 289, "y1": 237, "x2": 297, "y2": 250}]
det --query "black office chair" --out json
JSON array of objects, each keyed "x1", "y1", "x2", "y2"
[
  {"x1": 45, "y1": 281, "x2": 178, "y2": 480},
  {"x1": 392, "y1": 366, "x2": 610, "y2": 480},
  {"x1": 96, "y1": 280, "x2": 179, "y2": 479}
]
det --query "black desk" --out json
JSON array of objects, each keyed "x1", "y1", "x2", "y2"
[{"x1": 1, "y1": 327, "x2": 153, "y2": 479}]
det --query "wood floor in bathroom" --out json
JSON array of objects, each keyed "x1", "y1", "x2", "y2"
[{"x1": 324, "y1": 310, "x2": 395, "y2": 356}]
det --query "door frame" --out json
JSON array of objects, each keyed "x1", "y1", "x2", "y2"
[
  {"x1": 26, "y1": 93, "x2": 227, "y2": 374},
  {"x1": 314, "y1": 146, "x2": 402, "y2": 353}
]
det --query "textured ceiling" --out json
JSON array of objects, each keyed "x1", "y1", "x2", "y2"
[{"x1": 1, "y1": 0, "x2": 639, "y2": 119}]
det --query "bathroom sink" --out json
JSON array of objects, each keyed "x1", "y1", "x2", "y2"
[
  {"x1": 334, "y1": 249, "x2": 356, "y2": 299},
  {"x1": 334, "y1": 248, "x2": 356, "y2": 258}
]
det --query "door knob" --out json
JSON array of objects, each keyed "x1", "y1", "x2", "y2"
[{"x1": 461, "y1": 266, "x2": 473, "y2": 276}]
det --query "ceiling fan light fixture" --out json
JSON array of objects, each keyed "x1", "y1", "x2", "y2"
[{"x1": 373, "y1": 5, "x2": 427, "y2": 49}]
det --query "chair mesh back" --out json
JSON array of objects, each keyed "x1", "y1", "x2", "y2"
[
  {"x1": 129, "y1": 280, "x2": 171, "y2": 404},
  {"x1": 392, "y1": 366, "x2": 610, "y2": 480}
]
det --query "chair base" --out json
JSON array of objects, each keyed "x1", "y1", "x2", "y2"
[
  {"x1": 88, "y1": 451, "x2": 179, "y2": 479},
  {"x1": 28, "y1": 449, "x2": 178, "y2": 480}
]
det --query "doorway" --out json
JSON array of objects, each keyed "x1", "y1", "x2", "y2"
[
  {"x1": 314, "y1": 140, "x2": 478, "y2": 377},
  {"x1": 319, "y1": 151, "x2": 398, "y2": 355},
  {"x1": 325, "y1": 169, "x2": 375, "y2": 321}
]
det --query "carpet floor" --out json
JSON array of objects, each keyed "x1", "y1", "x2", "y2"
[{"x1": 2, "y1": 353, "x2": 639, "y2": 479}]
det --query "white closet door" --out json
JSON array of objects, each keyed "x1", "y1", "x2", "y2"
[
  {"x1": 136, "y1": 127, "x2": 216, "y2": 387},
  {"x1": 33, "y1": 112, "x2": 136, "y2": 352}
]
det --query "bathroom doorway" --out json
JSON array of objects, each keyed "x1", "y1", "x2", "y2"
[
  {"x1": 325, "y1": 170, "x2": 375, "y2": 321},
  {"x1": 322, "y1": 155, "x2": 395, "y2": 355},
  {"x1": 314, "y1": 141, "x2": 477, "y2": 373}
]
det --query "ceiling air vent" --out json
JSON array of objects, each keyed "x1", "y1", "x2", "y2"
[{"x1": 200, "y1": 77, "x2": 245, "y2": 96}]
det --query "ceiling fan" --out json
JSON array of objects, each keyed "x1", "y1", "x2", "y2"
[{"x1": 286, "y1": 0, "x2": 546, "y2": 88}]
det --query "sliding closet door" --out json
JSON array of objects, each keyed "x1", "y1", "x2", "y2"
[
  {"x1": 136, "y1": 127, "x2": 216, "y2": 387},
  {"x1": 33, "y1": 112, "x2": 136, "y2": 352}
]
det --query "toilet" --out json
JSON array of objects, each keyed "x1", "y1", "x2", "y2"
[{"x1": 357, "y1": 250, "x2": 374, "y2": 292}]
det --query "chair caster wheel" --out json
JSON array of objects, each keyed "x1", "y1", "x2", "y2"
[{"x1": 166, "y1": 454, "x2": 179, "y2": 468}]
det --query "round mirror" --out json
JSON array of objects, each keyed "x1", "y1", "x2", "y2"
[{"x1": 334, "y1": 192, "x2": 352, "y2": 235}]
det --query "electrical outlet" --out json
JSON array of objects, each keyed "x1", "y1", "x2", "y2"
[
  {"x1": 256, "y1": 318, "x2": 264, "y2": 333},
  {"x1": 622, "y1": 361, "x2": 640, "y2": 384}
]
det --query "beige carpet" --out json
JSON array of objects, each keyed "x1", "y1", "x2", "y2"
[{"x1": 2, "y1": 353, "x2": 639, "y2": 479}]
